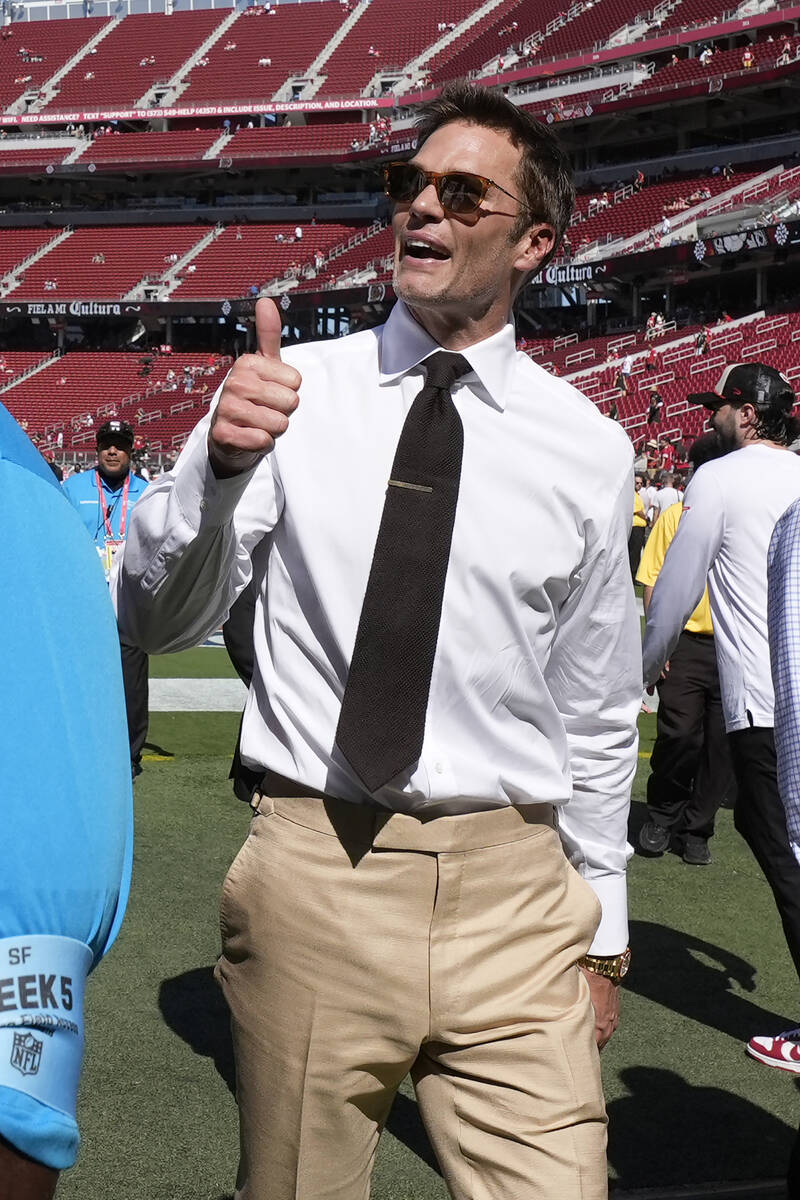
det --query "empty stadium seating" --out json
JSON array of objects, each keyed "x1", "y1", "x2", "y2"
[
  {"x1": 0, "y1": 141, "x2": 73, "y2": 168},
  {"x1": 170, "y1": 222, "x2": 363, "y2": 298},
  {"x1": 178, "y1": 4, "x2": 344, "y2": 106},
  {"x1": 0, "y1": 229, "x2": 60, "y2": 281},
  {"x1": 0, "y1": 17, "x2": 105, "y2": 111},
  {"x1": 223, "y1": 123, "x2": 368, "y2": 162},
  {"x1": 0, "y1": 350, "x2": 54, "y2": 385},
  {"x1": 74, "y1": 130, "x2": 217, "y2": 165},
  {"x1": 316, "y1": 0, "x2": 484, "y2": 98},
  {"x1": 541, "y1": 0, "x2": 657, "y2": 61},
  {"x1": 661, "y1": 0, "x2": 786, "y2": 34},
  {"x1": 11, "y1": 226, "x2": 208, "y2": 300},
  {"x1": 426, "y1": 0, "x2": 565, "y2": 85},
  {"x1": 43, "y1": 10, "x2": 224, "y2": 112},
  {"x1": 1, "y1": 223, "x2": 381, "y2": 300}
]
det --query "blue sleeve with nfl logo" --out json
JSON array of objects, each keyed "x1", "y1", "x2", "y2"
[{"x1": 0, "y1": 402, "x2": 133, "y2": 1170}]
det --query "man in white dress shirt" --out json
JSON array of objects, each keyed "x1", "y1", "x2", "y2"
[{"x1": 115, "y1": 83, "x2": 641, "y2": 1200}]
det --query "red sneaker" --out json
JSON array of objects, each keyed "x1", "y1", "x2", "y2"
[{"x1": 746, "y1": 1028, "x2": 800, "y2": 1073}]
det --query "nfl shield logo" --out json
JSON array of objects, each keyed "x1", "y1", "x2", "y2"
[{"x1": 11, "y1": 1032, "x2": 43, "y2": 1077}]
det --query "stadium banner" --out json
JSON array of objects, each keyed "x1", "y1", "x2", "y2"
[
  {"x1": 1, "y1": 97, "x2": 397, "y2": 128},
  {"x1": 0, "y1": 289, "x2": 394, "y2": 318},
  {"x1": 0, "y1": 299, "x2": 259, "y2": 317},
  {"x1": 691, "y1": 219, "x2": 800, "y2": 264},
  {"x1": 543, "y1": 261, "x2": 614, "y2": 286}
]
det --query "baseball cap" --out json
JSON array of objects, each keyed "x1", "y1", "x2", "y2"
[
  {"x1": 97, "y1": 418, "x2": 134, "y2": 447},
  {"x1": 689, "y1": 363, "x2": 795, "y2": 413}
]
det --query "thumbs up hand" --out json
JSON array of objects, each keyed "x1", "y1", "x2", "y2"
[{"x1": 208, "y1": 297, "x2": 301, "y2": 478}]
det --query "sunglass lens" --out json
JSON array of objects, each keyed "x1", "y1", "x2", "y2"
[
  {"x1": 439, "y1": 174, "x2": 482, "y2": 213},
  {"x1": 386, "y1": 164, "x2": 423, "y2": 202}
]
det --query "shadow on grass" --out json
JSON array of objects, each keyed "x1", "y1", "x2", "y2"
[
  {"x1": 159, "y1": 966, "x2": 236, "y2": 1094},
  {"x1": 608, "y1": 1066, "x2": 795, "y2": 1189},
  {"x1": 385, "y1": 1092, "x2": 441, "y2": 1175},
  {"x1": 159, "y1": 968, "x2": 441, "y2": 1176},
  {"x1": 143, "y1": 740, "x2": 174, "y2": 758},
  {"x1": 627, "y1": 919, "x2": 796, "y2": 1041}
]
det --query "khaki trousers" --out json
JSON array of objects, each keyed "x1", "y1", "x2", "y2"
[{"x1": 215, "y1": 791, "x2": 607, "y2": 1200}]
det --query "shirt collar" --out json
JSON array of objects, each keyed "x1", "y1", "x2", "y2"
[{"x1": 378, "y1": 300, "x2": 516, "y2": 412}]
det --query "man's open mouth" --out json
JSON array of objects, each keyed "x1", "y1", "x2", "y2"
[{"x1": 403, "y1": 239, "x2": 451, "y2": 262}]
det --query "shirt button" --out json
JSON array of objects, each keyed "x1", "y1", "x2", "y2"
[
  {"x1": 434, "y1": 762, "x2": 444, "y2": 775},
  {"x1": 199, "y1": 499, "x2": 207, "y2": 512}
]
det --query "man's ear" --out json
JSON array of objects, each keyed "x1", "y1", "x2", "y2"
[
  {"x1": 739, "y1": 402, "x2": 758, "y2": 434},
  {"x1": 513, "y1": 223, "x2": 557, "y2": 276}
]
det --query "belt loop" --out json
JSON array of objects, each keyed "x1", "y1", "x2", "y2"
[{"x1": 250, "y1": 791, "x2": 275, "y2": 817}]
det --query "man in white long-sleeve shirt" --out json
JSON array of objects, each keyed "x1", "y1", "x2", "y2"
[
  {"x1": 643, "y1": 363, "x2": 800, "y2": 1053},
  {"x1": 115, "y1": 83, "x2": 641, "y2": 1200}
]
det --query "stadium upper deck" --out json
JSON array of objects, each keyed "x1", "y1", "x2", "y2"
[
  {"x1": 0, "y1": 0, "x2": 797, "y2": 117},
  {"x1": 1, "y1": 0, "x2": 798, "y2": 463}
]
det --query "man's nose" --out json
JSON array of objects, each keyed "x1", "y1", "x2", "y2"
[{"x1": 409, "y1": 180, "x2": 444, "y2": 220}]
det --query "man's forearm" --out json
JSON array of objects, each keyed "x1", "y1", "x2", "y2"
[{"x1": 115, "y1": 425, "x2": 265, "y2": 654}]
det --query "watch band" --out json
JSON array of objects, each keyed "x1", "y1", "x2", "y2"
[{"x1": 578, "y1": 946, "x2": 631, "y2": 983}]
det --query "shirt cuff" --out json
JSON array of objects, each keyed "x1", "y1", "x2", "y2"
[
  {"x1": 173, "y1": 436, "x2": 258, "y2": 533},
  {"x1": 0, "y1": 1086, "x2": 78, "y2": 1171},
  {"x1": 582, "y1": 869, "x2": 628, "y2": 954}
]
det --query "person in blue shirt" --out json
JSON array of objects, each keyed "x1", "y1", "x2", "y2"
[
  {"x1": 0, "y1": 401, "x2": 132, "y2": 1199},
  {"x1": 62, "y1": 419, "x2": 150, "y2": 779}
]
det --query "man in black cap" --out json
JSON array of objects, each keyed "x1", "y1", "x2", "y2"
[
  {"x1": 642, "y1": 363, "x2": 800, "y2": 1053},
  {"x1": 63, "y1": 418, "x2": 150, "y2": 779}
]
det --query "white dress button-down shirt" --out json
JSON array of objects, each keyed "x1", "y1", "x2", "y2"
[
  {"x1": 115, "y1": 300, "x2": 642, "y2": 952},
  {"x1": 643, "y1": 443, "x2": 800, "y2": 730}
]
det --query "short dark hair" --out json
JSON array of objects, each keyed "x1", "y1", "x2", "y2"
[
  {"x1": 413, "y1": 80, "x2": 575, "y2": 270},
  {"x1": 688, "y1": 432, "x2": 727, "y2": 469}
]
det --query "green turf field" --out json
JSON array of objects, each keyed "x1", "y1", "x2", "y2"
[
  {"x1": 59, "y1": 664, "x2": 799, "y2": 1199},
  {"x1": 148, "y1": 647, "x2": 240, "y2": 680}
]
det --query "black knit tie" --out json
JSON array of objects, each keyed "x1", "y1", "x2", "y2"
[{"x1": 335, "y1": 351, "x2": 471, "y2": 793}]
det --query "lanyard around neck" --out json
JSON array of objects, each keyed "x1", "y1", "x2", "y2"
[{"x1": 95, "y1": 470, "x2": 130, "y2": 541}]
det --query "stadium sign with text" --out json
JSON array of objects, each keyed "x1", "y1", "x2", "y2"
[
  {"x1": 20, "y1": 301, "x2": 128, "y2": 316},
  {"x1": 544, "y1": 262, "x2": 607, "y2": 286},
  {"x1": 1, "y1": 97, "x2": 396, "y2": 128}
]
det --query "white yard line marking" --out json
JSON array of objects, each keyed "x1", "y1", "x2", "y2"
[{"x1": 149, "y1": 678, "x2": 247, "y2": 712}]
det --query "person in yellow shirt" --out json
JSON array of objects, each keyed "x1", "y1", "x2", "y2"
[
  {"x1": 636, "y1": 434, "x2": 735, "y2": 865},
  {"x1": 629, "y1": 472, "x2": 648, "y2": 580}
]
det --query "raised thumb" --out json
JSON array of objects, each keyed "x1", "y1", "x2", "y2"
[{"x1": 254, "y1": 296, "x2": 283, "y2": 360}]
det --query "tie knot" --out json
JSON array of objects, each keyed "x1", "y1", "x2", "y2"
[{"x1": 423, "y1": 351, "x2": 471, "y2": 393}]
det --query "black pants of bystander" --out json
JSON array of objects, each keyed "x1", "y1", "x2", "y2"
[
  {"x1": 120, "y1": 637, "x2": 149, "y2": 775},
  {"x1": 647, "y1": 631, "x2": 735, "y2": 841},
  {"x1": 729, "y1": 726, "x2": 800, "y2": 983}
]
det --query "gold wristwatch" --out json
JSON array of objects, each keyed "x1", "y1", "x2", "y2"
[{"x1": 578, "y1": 947, "x2": 631, "y2": 984}]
